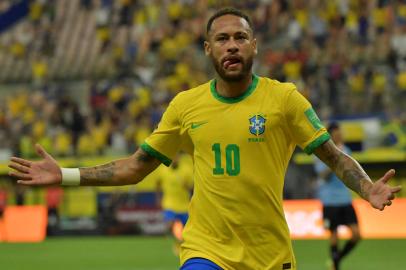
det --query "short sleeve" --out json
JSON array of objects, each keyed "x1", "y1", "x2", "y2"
[
  {"x1": 141, "y1": 99, "x2": 182, "y2": 166},
  {"x1": 285, "y1": 85, "x2": 330, "y2": 154}
]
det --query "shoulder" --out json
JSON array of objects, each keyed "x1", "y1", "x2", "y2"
[
  {"x1": 168, "y1": 81, "x2": 212, "y2": 119},
  {"x1": 257, "y1": 76, "x2": 297, "y2": 95},
  {"x1": 256, "y1": 77, "x2": 299, "y2": 109},
  {"x1": 170, "y1": 81, "x2": 211, "y2": 107}
]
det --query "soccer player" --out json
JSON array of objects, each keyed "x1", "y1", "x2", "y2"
[
  {"x1": 314, "y1": 122, "x2": 360, "y2": 270},
  {"x1": 156, "y1": 155, "x2": 193, "y2": 255},
  {"x1": 8, "y1": 8, "x2": 401, "y2": 270}
]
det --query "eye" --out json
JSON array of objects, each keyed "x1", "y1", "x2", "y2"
[
  {"x1": 216, "y1": 36, "x2": 227, "y2": 41},
  {"x1": 236, "y1": 35, "x2": 248, "y2": 40}
]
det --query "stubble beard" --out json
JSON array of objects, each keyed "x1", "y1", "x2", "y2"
[{"x1": 211, "y1": 54, "x2": 254, "y2": 82}]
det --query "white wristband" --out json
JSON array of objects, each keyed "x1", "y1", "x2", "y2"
[{"x1": 61, "y1": 168, "x2": 81, "y2": 186}]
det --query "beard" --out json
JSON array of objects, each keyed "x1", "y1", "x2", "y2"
[{"x1": 211, "y1": 54, "x2": 254, "y2": 82}]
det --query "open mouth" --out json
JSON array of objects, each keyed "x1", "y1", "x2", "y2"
[{"x1": 223, "y1": 56, "x2": 242, "y2": 69}]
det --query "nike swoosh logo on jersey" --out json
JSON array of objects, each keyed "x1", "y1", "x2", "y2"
[{"x1": 191, "y1": 121, "x2": 208, "y2": 129}]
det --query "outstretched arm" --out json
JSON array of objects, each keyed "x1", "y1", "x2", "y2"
[
  {"x1": 8, "y1": 144, "x2": 161, "y2": 186},
  {"x1": 314, "y1": 140, "x2": 402, "y2": 210},
  {"x1": 79, "y1": 149, "x2": 160, "y2": 186}
]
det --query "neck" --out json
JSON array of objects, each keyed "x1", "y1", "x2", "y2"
[{"x1": 215, "y1": 74, "x2": 253, "y2": 98}]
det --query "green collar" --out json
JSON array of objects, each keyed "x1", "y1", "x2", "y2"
[{"x1": 210, "y1": 74, "x2": 259, "y2": 104}]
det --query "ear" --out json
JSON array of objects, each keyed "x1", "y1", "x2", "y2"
[
  {"x1": 204, "y1": 40, "x2": 211, "y2": 56},
  {"x1": 252, "y1": 38, "x2": 258, "y2": 55}
]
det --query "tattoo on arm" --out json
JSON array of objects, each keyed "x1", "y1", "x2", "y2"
[
  {"x1": 339, "y1": 152, "x2": 371, "y2": 199},
  {"x1": 79, "y1": 162, "x2": 116, "y2": 185},
  {"x1": 135, "y1": 150, "x2": 155, "y2": 163},
  {"x1": 78, "y1": 149, "x2": 161, "y2": 186},
  {"x1": 315, "y1": 140, "x2": 372, "y2": 200}
]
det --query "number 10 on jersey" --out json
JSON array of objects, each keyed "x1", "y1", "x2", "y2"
[{"x1": 212, "y1": 143, "x2": 240, "y2": 176}]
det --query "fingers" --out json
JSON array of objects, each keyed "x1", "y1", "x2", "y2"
[
  {"x1": 380, "y1": 200, "x2": 392, "y2": 211},
  {"x1": 8, "y1": 162, "x2": 30, "y2": 173},
  {"x1": 8, "y1": 171, "x2": 32, "y2": 180},
  {"x1": 388, "y1": 193, "x2": 395, "y2": 200},
  {"x1": 380, "y1": 169, "x2": 396, "y2": 184},
  {"x1": 377, "y1": 187, "x2": 402, "y2": 210},
  {"x1": 8, "y1": 160, "x2": 32, "y2": 182},
  {"x1": 382, "y1": 188, "x2": 400, "y2": 208},
  {"x1": 386, "y1": 186, "x2": 401, "y2": 204},
  {"x1": 391, "y1": 185, "x2": 402, "y2": 194},
  {"x1": 378, "y1": 201, "x2": 391, "y2": 211},
  {"x1": 17, "y1": 180, "x2": 37, "y2": 186},
  {"x1": 35, "y1": 144, "x2": 49, "y2": 159},
  {"x1": 10, "y1": 157, "x2": 32, "y2": 167}
]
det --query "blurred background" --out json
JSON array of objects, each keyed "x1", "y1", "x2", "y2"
[{"x1": 0, "y1": 0, "x2": 405, "y2": 270}]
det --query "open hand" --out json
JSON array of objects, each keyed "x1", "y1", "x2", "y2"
[
  {"x1": 368, "y1": 169, "x2": 402, "y2": 211},
  {"x1": 8, "y1": 144, "x2": 62, "y2": 186}
]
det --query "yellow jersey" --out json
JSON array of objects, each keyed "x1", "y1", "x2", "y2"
[
  {"x1": 159, "y1": 163, "x2": 192, "y2": 213},
  {"x1": 142, "y1": 75, "x2": 330, "y2": 270}
]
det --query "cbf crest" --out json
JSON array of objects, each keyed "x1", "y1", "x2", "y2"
[{"x1": 249, "y1": 114, "x2": 266, "y2": 136}]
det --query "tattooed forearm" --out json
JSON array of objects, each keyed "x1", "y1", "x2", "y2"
[
  {"x1": 337, "y1": 153, "x2": 372, "y2": 200},
  {"x1": 77, "y1": 148, "x2": 161, "y2": 186},
  {"x1": 315, "y1": 140, "x2": 373, "y2": 200},
  {"x1": 79, "y1": 162, "x2": 116, "y2": 185}
]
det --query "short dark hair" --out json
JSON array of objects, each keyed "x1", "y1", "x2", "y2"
[
  {"x1": 206, "y1": 7, "x2": 253, "y2": 35},
  {"x1": 327, "y1": 121, "x2": 340, "y2": 133}
]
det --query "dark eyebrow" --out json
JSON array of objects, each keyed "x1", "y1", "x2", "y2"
[
  {"x1": 213, "y1": 33, "x2": 229, "y2": 40},
  {"x1": 214, "y1": 31, "x2": 249, "y2": 38},
  {"x1": 235, "y1": 31, "x2": 249, "y2": 36}
]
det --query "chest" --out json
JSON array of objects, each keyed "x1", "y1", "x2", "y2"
[{"x1": 183, "y1": 101, "x2": 286, "y2": 147}]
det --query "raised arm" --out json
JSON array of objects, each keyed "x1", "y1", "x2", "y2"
[
  {"x1": 314, "y1": 140, "x2": 402, "y2": 210},
  {"x1": 8, "y1": 144, "x2": 161, "y2": 186}
]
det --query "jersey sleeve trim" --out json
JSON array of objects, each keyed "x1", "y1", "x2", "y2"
[
  {"x1": 303, "y1": 132, "x2": 331, "y2": 155},
  {"x1": 140, "y1": 142, "x2": 172, "y2": 166}
]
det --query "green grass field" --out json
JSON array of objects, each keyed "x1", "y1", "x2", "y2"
[{"x1": 1, "y1": 237, "x2": 405, "y2": 270}]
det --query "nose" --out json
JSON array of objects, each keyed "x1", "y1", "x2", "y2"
[{"x1": 227, "y1": 38, "x2": 239, "y2": 54}]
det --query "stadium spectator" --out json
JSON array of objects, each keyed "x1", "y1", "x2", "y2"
[
  {"x1": 156, "y1": 155, "x2": 193, "y2": 255},
  {"x1": 314, "y1": 122, "x2": 361, "y2": 270},
  {"x1": 14, "y1": 184, "x2": 26, "y2": 206},
  {"x1": 45, "y1": 187, "x2": 63, "y2": 236},
  {"x1": 382, "y1": 112, "x2": 406, "y2": 150},
  {"x1": 8, "y1": 8, "x2": 401, "y2": 270},
  {"x1": 32, "y1": 56, "x2": 48, "y2": 85},
  {"x1": 80, "y1": 0, "x2": 92, "y2": 10},
  {"x1": 2, "y1": 1, "x2": 406, "y2": 145}
]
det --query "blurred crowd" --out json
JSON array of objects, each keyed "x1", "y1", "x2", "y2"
[{"x1": 0, "y1": 0, "x2": 406, "y2": 159}]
